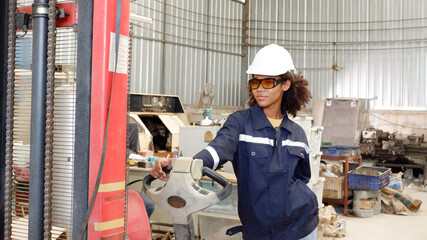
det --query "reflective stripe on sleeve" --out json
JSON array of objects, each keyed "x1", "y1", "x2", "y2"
[
  {"x1": 239, "y1": 134, "x2": 274, "y2": 146},
  {"x1": 205, "y1": 146, "x2": 220, "y2": 170},
  {"x1": 282, "y1": 139, "x2": 309, "y2": 154}
]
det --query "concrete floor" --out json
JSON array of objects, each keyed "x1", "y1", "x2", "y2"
[{"x1": 338, "y1": 188, "x2": 427, "y2": 240}]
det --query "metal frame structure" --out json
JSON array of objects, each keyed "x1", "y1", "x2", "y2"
[{"x1": 1, "y1": 0, "x2": 131, "y2": 239}]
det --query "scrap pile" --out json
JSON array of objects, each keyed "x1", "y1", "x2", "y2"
[
  {"x1": 381, "y1": 187, "x2": 422, "y2": 215},
  {"x1": 317, "y1": 205, "x2": 346, "y2": 240}
]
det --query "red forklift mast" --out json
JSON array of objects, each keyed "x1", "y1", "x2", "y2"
[
  {"x1": 88, "y1": 0, "x2": 130, "y2": 239},
  {"x1": 0, "y1": 0, "x2": 129, "y2": 240},
  {"x1": 2, "y1": 0, "x2": 130, "y2": 239}
]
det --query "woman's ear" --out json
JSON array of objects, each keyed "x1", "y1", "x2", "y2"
[{"x1": 282, "y1": 79, "x2": 291, "y2": 92}]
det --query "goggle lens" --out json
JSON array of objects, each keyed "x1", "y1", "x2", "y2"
[{"x1": 249, "y1": 78, "x2": 282, "y2": 89}]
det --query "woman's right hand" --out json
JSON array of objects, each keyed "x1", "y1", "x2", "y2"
[{"x1": 149, "y1": 158, "x2": 172, "y2": 181}]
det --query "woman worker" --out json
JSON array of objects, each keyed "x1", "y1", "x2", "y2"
[{"x1": 151, "y1": 44, "x2": 319, "y2": 240}]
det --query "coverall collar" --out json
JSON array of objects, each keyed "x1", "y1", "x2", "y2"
[{"x1": 251, "y1": 103, "x2": 294, "y2": 133}]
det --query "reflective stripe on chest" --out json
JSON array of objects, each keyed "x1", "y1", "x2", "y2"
[
  {"x1": 239, "y1": 134, "x2": 274, "y2": 146},
  {"x1": 239, "y1": 134, "x2": 309, "y2": 153}
]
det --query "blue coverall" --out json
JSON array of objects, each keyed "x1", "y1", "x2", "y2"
[{"x1": 194, "y1": 103, "x2": 319, "y2": 239}]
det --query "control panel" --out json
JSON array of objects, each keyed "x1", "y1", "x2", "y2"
[{"x1": 129, "y1": 93, "x2": 185, "y2": 113}]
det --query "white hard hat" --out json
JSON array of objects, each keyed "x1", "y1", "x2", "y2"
[{"x1": 246, "y1": 44, "x2": 296, "y2": 76}]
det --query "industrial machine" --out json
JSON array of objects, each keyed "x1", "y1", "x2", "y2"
[
  {"x1": 1, "y1": 1, "x2": 226, "y2": 239},
  {"x1": 360, "y1": 128, "x2": 392, "y2": 156},
  {"x1": 179, "y1": 125, "x2": 221, "y2": 157},
  {"x1": 360, "y1": 128, "x2": 427, "y2": 185},
  {"x1": 129, "y1": 93, "x2": 189, "y2": 153},
  {"x1": 360, "y1": 127, "x2": 426, "y2": 157}
]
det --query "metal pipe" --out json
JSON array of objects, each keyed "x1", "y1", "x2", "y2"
[
  {"x1": 132, "y1": 35, "x2": 244, "y2": 57},
  {"x1": 73, "y1": 0, "x2": 94, "y2": 239},
  {"x1": 240, "y1": 0, "x2": 249, "y2": 107},
  {"x1": 205, "y1": 0, "x2": 210, "y2": 85},
  {"x1": 29, "y1": 0, "x2": 49, "y2": 239},
  {"x1": 161, "y1": 0, "x2": 167, "y2": 94}
]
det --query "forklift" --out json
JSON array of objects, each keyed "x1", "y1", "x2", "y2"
[{"x1": 0, "y1": 0, "x2": 232, "y2": 239}]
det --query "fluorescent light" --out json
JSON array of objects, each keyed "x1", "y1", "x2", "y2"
[{"x1": 129, "y1": 12, "x2": 153, "y2": 24}]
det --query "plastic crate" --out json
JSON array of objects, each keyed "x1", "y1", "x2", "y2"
[
  {"x1": 348, "y1": 166, "x2": 391, "y2": 191},
  {"x1": 321, "y1": 145, "x2": 360, "y2": 157}
]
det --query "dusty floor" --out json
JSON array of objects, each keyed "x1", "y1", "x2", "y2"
[{"x1": 336, "y1": 188, "x2": 427, "y2": 240}]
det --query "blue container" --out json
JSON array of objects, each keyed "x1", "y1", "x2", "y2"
[
  {"x1": 321, "y1": 145, "x2": 360, "y2": 157},
  {"x1": 203, "y1": 109, "x2": 213, "y2": 119},
  {"x1": 348, "y1": 166, "x2": 391, "y2": 191}
]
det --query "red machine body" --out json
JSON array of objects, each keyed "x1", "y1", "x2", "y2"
[
  {"x1": 17, "y1": 2, "x2": 78, "y2": 28},
  {"x1": 89, "y1": 0, "x2": 130, "y2": 239}
]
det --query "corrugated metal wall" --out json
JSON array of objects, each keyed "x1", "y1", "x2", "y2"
[
  {"x1": 130, "y1": 0, "x2": 427, "y2": 109},
  {"x1": 130, "y1": 0, "x2": 243, "y2": 106},
  {"x1": 248, "y1": 0, "x2": 427, "y2": 109}
]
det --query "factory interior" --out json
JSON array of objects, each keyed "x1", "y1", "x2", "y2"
[{"x1": 1, "y1": 0, "x2": 427, "y2": 239}]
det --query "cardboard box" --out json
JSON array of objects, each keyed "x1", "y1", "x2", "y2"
[{"x1": 323, "y1": 176, "x2": 345, "y2": 199}]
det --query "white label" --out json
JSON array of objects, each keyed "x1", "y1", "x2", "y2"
[
  {"x1": 326, "y1": 100, "x2": 332, "y2": 106},
  {"x1": 351, "y1": 101, "x2": 356, "y2": 107},
  {"x1": 109, "y1": 32, "x2": 130, "y2": 74}
]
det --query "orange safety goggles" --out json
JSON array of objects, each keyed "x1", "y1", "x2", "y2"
[{"x1": 248, "y1": 78, "x2": 284, "y2": 89}]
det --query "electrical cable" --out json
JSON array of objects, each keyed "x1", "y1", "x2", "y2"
[
  {"x1": 247, "y1": 35, "x2": 427, "y2": 45},
  {"x1": 131, "y1": 25, "x2": 241, "y2": 46},
  {"x1": 131, "y1": 28, "x2": 427, "y2": 51},
  {"x1": 246, "y1": 44, "x2": 427, "y2": 52},
  {"x1": 131, "y1": 4, "x2": 427, "y2": 34},
  {"x1": 134, "y1": 0, "x2": 427, "y2": 26},
  {"x1": 138, "y1": 0, "x2": 427, "y2": 26},
  {"x1": 368, "y1": 113, "x2": 427, "y2": 130},
  {"x1": 129, "y1": 4, "x2": 427, "y2": 46},
  {"x1": 130, "y1": 1, "x2": 243, "y2": 30},
  {"x1": 131, "y1": 34, "x2": 243, "y2": 57},
  {"x1": 246, "y1": 16, "x2": 427, "y2": 25},
  {"x1": 130, "y1": 19, "x2": 243, "y2": 39},
  {"x1": 247, "y1": 24, "x2": 427, "y2": 33},
  {"x1": 132, "y1": 0, "x2": 242, "y2": 22}
]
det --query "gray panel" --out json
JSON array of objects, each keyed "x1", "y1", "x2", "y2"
[{"x1": 321, "y1": 99, "x2": 360, "y2": 146}]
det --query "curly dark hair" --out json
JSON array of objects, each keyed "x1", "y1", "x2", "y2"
[{"x1": 246, "y1": 72, "x2": 312, "y2": 117}]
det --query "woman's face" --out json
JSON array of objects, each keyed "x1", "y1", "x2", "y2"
[{"x1": 252, "y1": 74, "x2": 291, "y2": 109}]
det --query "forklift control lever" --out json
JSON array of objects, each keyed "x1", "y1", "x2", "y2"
[
  {"x1": 142, "y1": 157, "x2": 232, "y2": 226},
  {"x1": 143, "y1": 165, "x2": 172, "y2": 187}
]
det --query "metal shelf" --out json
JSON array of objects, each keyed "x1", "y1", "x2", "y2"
[{"x1": 322, "y1": 156, "x2": 362, "y2": 216}]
